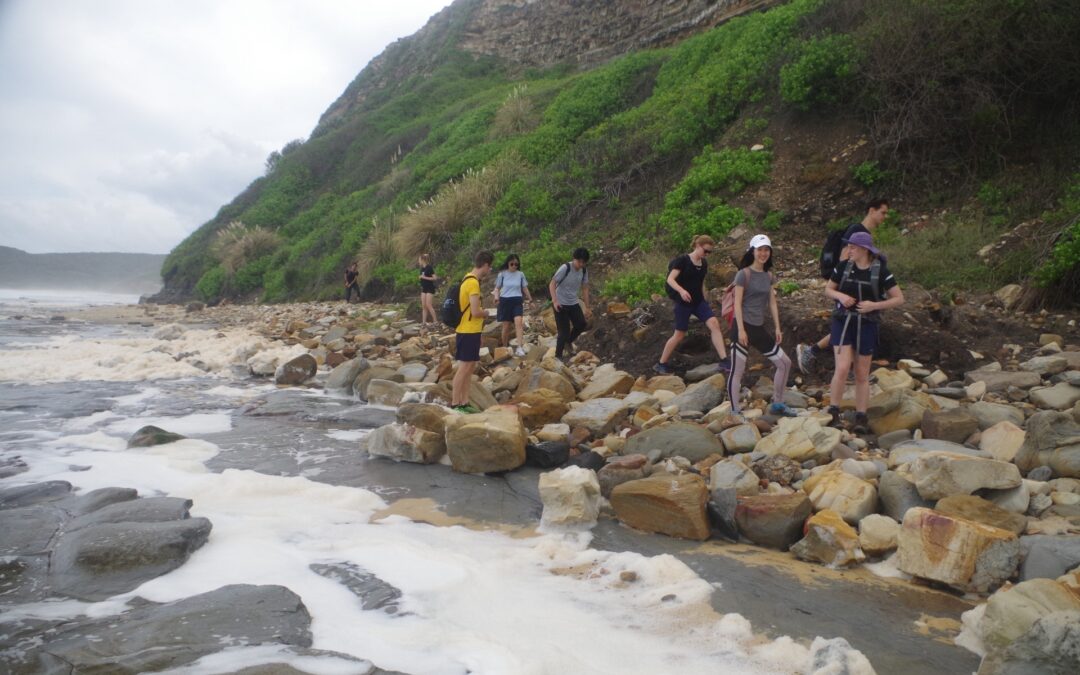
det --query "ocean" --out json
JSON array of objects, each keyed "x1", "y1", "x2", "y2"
[{"x1": 0, "y1": 290, "x2": 872, "y2": 674}]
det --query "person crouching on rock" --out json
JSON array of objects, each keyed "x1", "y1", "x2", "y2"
[
  {"x1": 452, "y1": 250, "x2": 494, "y2": 414},
  {"x1": 654, "y1": 235, "x2": 729, "y2": 375},
  {"x1": 825, "y1": 231, "x2": 904, "y2": 433},
  {"x1": 727, "y1": 234, "x2": 796, "y2": 419},
  {"x1": 493, "y1": 253, "x2": 533, "y2": 356}
]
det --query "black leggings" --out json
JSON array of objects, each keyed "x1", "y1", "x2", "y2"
[
  {"x1": 555, "y1": 303, "x2": 587, "y2": 357},
  {"x1": 344, "y1": 282, "x2": 359, "y2": 302}
]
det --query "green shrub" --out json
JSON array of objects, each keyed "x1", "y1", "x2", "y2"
[
  {"x1": 851, "y1": 160, "x2": 887, "y2": 188},
  {"x1": 776, "y1": 280, "x2": 801, "y2": 295},
  {"x1": 195, "y1": 266, "x2": 226, "y2": 302},
  {"x1": 603, "y1": 271, "x2": 666, "y2": 305},
  {"x1": 518, "y1": 227, "x2": 571, "y2": 287},
  {"x1": 780, "y1": 34, "x2": 859, "y2": 110},
  {"x1": 762, "y1": 210, "x2": 784, "y2": 231},
  {"x1": 1034, "y1": 174, "x2": 1080, "y2": 287}
]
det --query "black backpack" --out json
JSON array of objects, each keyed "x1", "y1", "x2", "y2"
[
  {"x1": 440, "y1": 274, "x2": 475, "y2": 328},
  {"x1": 819, "y1": 224, "x2": 858, "y2": 279}
]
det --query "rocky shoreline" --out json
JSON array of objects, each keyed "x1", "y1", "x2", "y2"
[{"x1": 5, "y1": 298, "x2": 1080, "y2": 674}]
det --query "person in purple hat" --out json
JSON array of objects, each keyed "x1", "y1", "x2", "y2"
[{"x1": 824, "y1": 230, "x2": 904, "y2": 433}]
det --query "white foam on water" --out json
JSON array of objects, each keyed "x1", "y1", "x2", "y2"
[
  {"x1": 110, "y1": 387, "x2": 163, "y2": 408},
  {"x1": 157, "y1": 645, "x2": 374, "y2": 675},
  {"x1": 954, "y1": 603, "x2": 987, "y2": 657},
  {"x1": 863, "y1": 553, "x2": 910, "y2": 580},
  {"x1": 103, "y1": 412, "x2": 233, "y2": 437},
  {"x1": 205, "y1": 384, "x2": 273, "y2": 399},
  {"x1": 0, "y1": 428, "x2": 875, "y2": 675},
  {"x1": 326, "y1": 430, "x2": 370, "y2": 442}
]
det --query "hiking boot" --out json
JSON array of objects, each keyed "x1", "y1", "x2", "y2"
[
  {"x1": 851, "y1": 413, "x2": 870, "y2": 435},
  {"x1": 653, "y1": 362, "x2": 675, "y2": 375},
  {"x1": 768, "y1": 402, "x2": 798, "y2": 417},
  {"x1": 452, "y1": 404, "x2": 481, "y2": 414},
  {"x1": 716, "y1": 357, "x2": 731, "y2": 375},
  {"x1": 826, "y1": 406, "x2": 843, "y2": 428},
  {"x1": 796, "y1": 343, "x2": 816, "y2": 374}
]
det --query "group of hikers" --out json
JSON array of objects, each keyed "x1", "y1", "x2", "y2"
[{"x1": 348, "y1": 199, "x2": 905, "y2": 432}]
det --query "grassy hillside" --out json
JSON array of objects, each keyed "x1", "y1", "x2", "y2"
[{"x1": 159, "y1": 0, "x2": 1080, "y2": 308}]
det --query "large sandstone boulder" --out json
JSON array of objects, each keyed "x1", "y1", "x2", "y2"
[
  {"x1": 274, "y1": 353, "x2": 317, "y2": 385},
  {"x1": 710, "y1": 459, "x2": 760, "y2": 497},
  {"x1": 935, "y1": 495, "x2": 1027, "y2": 536},
  {"x1": 878, "y1": 470, "x2": 932, "y2": 521},
  {"x1": 1014, "y1": 410, "x2": 1080, "y2": 477},
  {"x1": 366, "y1": 423, "x2": 445, "y2": 464},
  {"x1": 872, "y1": 367, "x2": 914, "y2": 392},
  {"x1": 978, "y1": 577, "x2": 1080, "y2": 650},
  {"x1": 1019, "y1": 354, "x2": 1069, "y2": 375},
  {"x1": 754, "y1": 416, "x2": 841, "y2": 463},
  {"x1": 908, "y1": 451, "x2": 1022, "y2": 500},
  {"x1": 888, "y1": 438, "x2": 990, "y2": 468},
  {"x1": 515, "y1": 366, "x2": 576, "y2": 402},
  {"x1": 920, "y1": 408, "x2": 979, "y2": 444},
  {"x1": 597, "y1": 454, "x2": 648, "y2": 498},
  {"x1": 610, "y1": 473, "x2": 710, "y2": 540},
  {"x1": 979, "y1": 420, "x2": 1026, "y2": 463},
  {"x1": 538, "y1": 466, "x2": 602, "y2": 528},
  {"x1": 802, "y1": 470, "x2": 878, "y2": 524},
  {"x1": 366, "y1": 379, "x2": 407, "y2": 407},
  {"x1": 969, "y1": 400, "x2": 1025, "y2": 430},
  {"x1": 325, "y1": 357, "x2": 368, "y2": 391},
  {"x1": 668, "y1": 374, "x2": 726, "y2": 414},
  {"x1": 353, "y1": 366, "x2": 398, "y2": 399},
  {"x1": 858, "y1": 514, "x2": 900, "y2": 557},
  {"x1": 734, "y1": 493, "x2": 812, "y2": 550},
  {"x1": 964, "y1": 368, "x2": 1042, "y2": 392},
  {"x1": 511, "y1": 388, "x2": 570, "y2": 428},
  {"x1": 642, "y1": 374, "x2": 686, "y2": 394},
  {"x1": 719, "y1": 423, "x2": 760, "y2": 454},
  {"x1": 1030, "y1": 382, "x2": 1080, "y2": 411},
  {"x1": 444, "y1": 407, "x2": 527, "y2": 474},
  {"x1": 624, "y1": 422, "x2": 723, "y2": 462},
  {"x1": 577, "y1": 364, "x2": 634, "y2": 401},
  {"x1": 1019, "y1": 535, "x2": 1080, "y2": 580},
  {"x1": 896, "y1": 507, "x2": 1020, "y2": 593},
  {"x1": 396, "y1": 402, "x2": 451, "y2": 435},
  {"x1": 561, "y1": 398, "x2": 630, "y2": 436},
  {"x1": 791, "y1": 509, "x2": 864, "y2": 566},
  {"x1": 868, "y1": 389, "x2": 939, "y2": 436}
]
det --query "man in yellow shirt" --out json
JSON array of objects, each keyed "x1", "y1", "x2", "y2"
[{"x1": 451, "y1": 250, "x2": 494, "y2": 413}]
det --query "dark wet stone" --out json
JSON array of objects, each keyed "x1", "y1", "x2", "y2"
[
  {"x1": 0, "y1": 555, "x2": 50, "y2": 603},
  {"x1": 525, "y1": 441, "x2": 570, "y2": 469},
  {"x1": 49, "y1": 518, "x2": 212, "y2": 600},
  {"x1": 275, "y1": 353, "x2": 318, "y2": 385},
  {"x1": 310, "y1": 562, "x2": 403, "y2": 614},
  {"x1": 0, "y1": 505, "x2": 63, "y2": 555},
  {"x1": 0, "y1": 455, "x2": 29, "y2": 479},
  {"x1": 1027, "y1": 465, "x2": 1053, "y2": 481},
  {"x1": 878, "y1": 470, "x2": 932, "y2": 522},
  {"x1": 56, "y1": 486, "x2": 138, "y2": 516},
  {"x1": 66, "y1": 496, "x2": 193, "y2": 531},
  {"x1": 308, "y1": 405, "x2": 398, "y2": 428},
  {"x1": 36, "y1": 584, "x2": 311, "y2": 673},
  {"x1": 127, "y1": 425, "x2": 186, "y2": 448},
  {"x1": 0, "y1": 481, "x2": 72, "y2": 509},
  {"x1": 1019, "y1": 535, "x2": 1080, "y2": 581},
  {"x1": 565, "y1": 450, "x2": 605, "y2": 471}
]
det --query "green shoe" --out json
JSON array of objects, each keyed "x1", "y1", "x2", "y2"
[{"x1": 453, "y1": 404, "x2": 481, "y2": 414}]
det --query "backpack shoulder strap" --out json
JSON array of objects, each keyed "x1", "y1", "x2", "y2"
[
  {"x1": 554, "y1": 262, "x2": 571, "y2": 286},
  {"x1": 869, "y1": 259, "x2": 882, "y2": 301},
  {"x1": 839, "y1": 260, "x2": 855, "y2": 289}
]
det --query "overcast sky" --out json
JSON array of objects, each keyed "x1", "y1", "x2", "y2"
[{"x1": 0, "y1": 0, "x2": 451, "y2": 254}]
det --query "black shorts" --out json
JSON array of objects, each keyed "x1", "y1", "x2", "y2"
[
  {"x1": 420, "y1": 282, "x2": 435, "y2": 294},
  {"x1": 731, "y1": 323, "x2": 775, "y2": 354},
  {"x1": 455, "y1": 332, "x2": 482, "y2": 362},
  {"x1": 496, "y1": 296, "x2": 524, "y2": 322},
  {"x1": 830, "y1": 314, "x2": 879, "y2": 356}
]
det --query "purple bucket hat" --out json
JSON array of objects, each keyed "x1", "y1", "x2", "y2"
[{"x1": 844, "y1": 231, "x2": 883, "y2": 257}]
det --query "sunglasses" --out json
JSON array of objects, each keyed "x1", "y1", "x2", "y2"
[
  {"x1": 509, "y1": 262, "x2": 519, "y2": 267},
  {"x1": 702, "y1": 248, "x2": 714, "y2": 255}
]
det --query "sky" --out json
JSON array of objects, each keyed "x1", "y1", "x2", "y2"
[{"x1": 0, "y1": 0, "x2": 452, "y2": 255}]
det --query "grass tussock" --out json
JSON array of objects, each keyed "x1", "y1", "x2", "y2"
[
  {"x1": 211, "y1": 221, "x2": 280, "y2": 275},
  {"x1": 355, "y1": 215, "x2": 398, "y2": 283},
  {"x1": 393, "y1": 152, "x2": 526, "y2": 260},
  {"x1": 491, "y1": 85, "x2": 539, "y2": 139}
]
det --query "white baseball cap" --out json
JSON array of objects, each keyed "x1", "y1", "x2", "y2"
[{"x1": 748, "y1": 234, "x2": 772, "y2": 249}]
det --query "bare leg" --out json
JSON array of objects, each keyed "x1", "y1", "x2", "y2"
[
  {"x1": 830, "y1": 345, "x2": 854, "y2": 407},
  {"x1": 659, "y1": 330, "x2": 686, "y2": 364},
  {"x1": 501, "y1": 322, "x2": 511, "y2": 347},
  {"x1": 514, "y1": 315, "x2": 525, "y2": 347},
  {"x1": 452, "y1": 361, "x2": 477, "y2": 406},
  {"x1": 854, "y1": 353, "x2": 873, "y2": 412},
  {"x1": 705, "y1": 317, "x2": 729, "y2": 360}
]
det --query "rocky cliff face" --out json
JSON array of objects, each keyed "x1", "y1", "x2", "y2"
[{"x1": 317, "y1": 0, "x2": 776, "y2": 134}]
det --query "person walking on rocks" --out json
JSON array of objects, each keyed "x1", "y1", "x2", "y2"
[
  {"x1": 493, "y1": 253, "x2": 532, "y2": 356},
  {"x1": 548, "y1": 248, "x2": 591, "y2": 361},
  {"x1": 726, "y1": 234, "x2": 796, "y2": 417},
  {"x1": 418, "y1": 254, "x2": 438, "y2": 328},
  {"x1": 654, "y1": 235, "x2": 729, "y2": 375},
  {"x1": 451, "y1": 250, "x2": 494, "y2": 413},
  {"x1": 344, "y1": 262, "x2": 360, "y2": 303},
  {"x1": 797, "y1": 198, "x2": 890, "y2": 374},
  {"x1": 824, "y1": 231, "x2": 904, "y2": 433}
]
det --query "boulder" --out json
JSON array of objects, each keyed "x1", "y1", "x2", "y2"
[
  {"x1": 610, "y1": 473, "x2": 710, "y2": 540},
  {"x1": 791, "y1": 509, "x2": 864, "y2": 566},
  {"x1": 325, "y1": 357, "x2": 369, "y2": 391},
  {"x1": 511, "y1": 389, "x2": 570, "y2": 429},
  {"x1": 643, "y1": 375, "x2": 686, "y2": 394},
  {"x1": 397, "y1": 362, "x2": 428, "y2": 383},
  {"x1": 979, "y1": 420, "x2": 1026, "y2": 463},
  {"x1": 858, "y1": 514, "x2": 900, "y2": 557},
  {"x1": 127, "y1": 425, "x2": 185, "y2": 448},
  {"x1": 536, "y1": 423, "x2": 570, "y2": 442},
  {"x1": 1019, "y1": 535, "x2": 1080, "y2": 581},
  {"x1": 964, "y1": 369, "x2": 1042, "y2": 393},
  {"x1": 1020, "y1": 355, "x2": 1069, "y2": 376},
  {"x1": 353, "y1": 365, "x2": 399, "y2": 399},
  {"x1": 996, "y1": 609, "x2": 1080, "y2": 675},
  {"x1": 274, "y1": 353, "x2": 317, "y2": 385},
  {"x1": 66, "y1": 497, "x2": 192, "y2": 531},
  {"x1": 668, "y1": 374, "x2": 726, "y2": 414},
  {"x1": 1014, "y1": 410, "x2": 1080, "y2": 478},
  {"x1": 577, "y1": 364, "x2": 634, "y2": 401},
  {"x1": 888, "y1": 438, "x2": 990, "y2": 468},
  {"x1": 538, "y1": 466, "x2": 602, "y2": 528},
  {"x1": 935, "y1": 495, "x2": 1027, "y2": 536},
  {"x1": 969, "y1": 401, "x2": 1025, "y2": 430},
  {"x1": 754, "y1": 416, "x2": 841, "y2": 463},
  {"x1": 444, "y1": 407, "x2": 527, "y2": 474},
  {"x1": 803, "y1": 471, "x2": 879, "y2": 524},
  {"x1": 710, "y1": 459, "x2": 760, "y2": 497},
  {"x1": 978, "y1": 577, "x2": 1080, "y2": 650},
  {"x1": 984, "y1": 482, "x2": 1031, "y2": 514},
  {"x1": 909, "y1": 451, "x2": 1022, "y2": 500},
  {"x1": 597, "y1": 455, "x2": 649, "y2": 498},
  {"x1": 366, "y1": 423, "x2": 445, "y2": 464},
  {"x1": 877, "y1": 429, "x2": 912, "y2": 451},
  {"x1": 719, "y1": 423, "x2": 761, "y2": 454},
  {"x1": 515, "y1": 367, "x2": 576, "y2": 402},
  {"x1": 878, "y1": 470, "x2": 932, "y2": 522},
  {"x1": 872, "y1": 368, "x2": 915, "y2": 392},
  {"x1": 896, "y1": 507, "x2": 1020, "y2": 593},
  {"x1": 1030, "y1": 382, "x2": 1080, "y2": 411},
  {"x1": 525, "y1": 441, "x2": 571, "y2": 469},
  {"x1": 868, "y1": 389, "x2": 939, "y2": 436},
  {"x1": 396, "y1": 402, "x2": 451, "y2": 435},
  {"x1": 561, "y1": 398, "x2": 630, "y2": 436},
  {"x1": 365, "y1": 379, "x2": 407, "y2": 407},
  {"x1": 734, "y1": 493, "x2": 812, "y2": 550},
  {"x1": 994, "y1": 283, "x2": 1023, "y2": 309},
  {"x1": 751, "y1": 454, "x2": 802, "y2": 486},
  {"x1": 920, "y1": 408, "x2": 979, "y2": 444},
  {"x1": 624, "y1": 422, "x2": 723, "y2": 462}
]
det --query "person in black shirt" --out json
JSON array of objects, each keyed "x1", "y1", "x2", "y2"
[
  {"x1": 824, "y1": 231, "x2": 904, "y2": 433},
  {"x1": 654, "y1": 234, "x2": 729, "y2": 374},
  {"x1": 344, "y1": 262, "x2": 359, "y2": 303},
  {"x1": 418, "y1": 253, "x2": 438, "y2": 328},
  {"x1": 797, "y1": 198, "x2": 890, "y2": 374}
]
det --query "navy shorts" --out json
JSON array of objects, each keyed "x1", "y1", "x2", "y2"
[
  {"x1": 830, "y1": 314, "x2": 879, "y2": 356},
  {"x1": 455, "y1": 332, "x2": 482, "y2": 362},
  {"x1": 496, "y1": 296, "x2": 524, "y2": 322},
  {"x1": 673, "y1": 299, "x2": 715, "y2": 332}
]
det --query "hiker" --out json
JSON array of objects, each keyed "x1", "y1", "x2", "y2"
[
  {"x1": 493, "y1": 253, "x2": 532, "y2": 356},
  {"x1": 654, "y1": 235, "x2": 729, "y2": 375},
  {"x1": 548, "y1": 248, "x2": 591, "y2": 360},
  {"x1": 451, "y1": 250, "x2": 494, "y2": 413},
  {"x1": 726, "y1": 234, "x2": 795, "y2": 417},
  {"x1": 344, "y1": 262, "x2": 360, "y2": 303},
  {"x1": 797, "y1": 198, "x2": 890, "y2": 374},
  {"x1": 824, "y1": 231, "x2": 904, "y2": 433},
  {"x1": 418, "y1": 254, "x2": 438, "y2": 328}
]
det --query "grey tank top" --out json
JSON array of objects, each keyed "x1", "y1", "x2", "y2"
[{"x1": 734, "y1": 268, "x2": 774, "y2": 326}]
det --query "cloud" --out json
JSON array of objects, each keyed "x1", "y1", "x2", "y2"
[{"x1": 0, "y1": 0, "x2": 450, "y2": 254}]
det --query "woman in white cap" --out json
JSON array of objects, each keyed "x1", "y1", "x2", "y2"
[
  {"x1": 727, "y1": 234, "x2": 796, "y2": 418},
  {"x1": 824, "y1": 230, "x2": 904, "y2": 433}
]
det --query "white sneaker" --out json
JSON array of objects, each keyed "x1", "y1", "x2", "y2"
[{"x1": 514, "y1": 346, "x2": 527, "y2": 357}]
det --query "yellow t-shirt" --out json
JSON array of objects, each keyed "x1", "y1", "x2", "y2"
[{"x1": 456, "y1": 274, "x2": 483, "y2": 334}]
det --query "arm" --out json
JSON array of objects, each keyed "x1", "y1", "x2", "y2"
[
  {"x1": 581, "y1": 279, "x2": 591, "y2": 317},
  {"x1": 548, "y1": 277, "x2": 560, "y2": 311},
  {"x1": 825, "y1": 280, "x2": 856, "y2": 308},
  {"x1": 523, "y1": 276, "x2": 532, "y2": 303},
  {"x1": 666, "y1": 268, "x2": 692, "y2": 304},
  {"x1": 492, "y1": 273, "x2": 501, "y2": 301},
  {"x1": 733, "y1": 284, "x2": 748, "y2": 347},
  {"x1": 859, "y1": 285, "x2": 904, "y2": 313},
  {"x1": 469, "y1": 292, "x2": 483, "y2": 321},
  {"x1": 769, "y1": 285, "x2": 782, "y2": 344}
]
